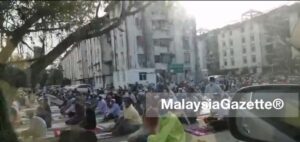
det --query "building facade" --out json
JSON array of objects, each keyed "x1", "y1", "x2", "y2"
[
  {"x1": 197, "y1": 3, "x2": 300, "y2": 76},
  {"x1": 61, "y1": 34, "x2": 113, "y2": 89},
  {"x1": 106, "y1": 1, "x2": 197, "y2": 87},
  {"x1": 197, "y1": 30, "x2": 220, "y2": 77}
]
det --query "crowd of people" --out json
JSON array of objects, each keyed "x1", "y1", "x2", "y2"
[{"x1": 9, "y1": 74, "x2": 290, "y2": 142}]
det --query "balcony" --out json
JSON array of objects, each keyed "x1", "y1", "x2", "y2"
[
  {"x1": 151, "y1": 14, "x2": 167, "y2": 20},
  {"x1": 102, "y1": 47, "x2": 113, "y2": 63},
  {"x1": 152, "y1": 30, "x2": 171, "y2": 39},
  {"x1": 155, "y1": 63, "x2": 168, "y2": 70},
  {"x1": 137, "y1": 47, "x2": 144, "y2": 54},
  {"x1": 265, "y1": 43, "x2": 274, "y2": 54},
  {"x1": 102, "y1": 64, "x2": 112, "y2": 75},
  {"x1": 154, "y1": 46, "x2": 168, "y2": 54}
]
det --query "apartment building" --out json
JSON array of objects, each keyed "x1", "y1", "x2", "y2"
[
  {"x1": 61, "y1": 34, "x2": 113, "y2": 88},
  {"x1": 105, "y1": 1, "x2": 197, "y2": 87},
  {"x1": 218, "y1": 12, "x2": 264, "y2": 74},
  {"x1": 197, "y1": 3, "x2": 300, "y2": 75},
  {"x1": 61, "y1": 44, "x2": 82, "y2": 84},
  {"x1": 197, "y1": 30, "x2": 220, "y2": 76}
]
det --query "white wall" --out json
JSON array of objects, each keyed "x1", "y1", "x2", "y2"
[
  {"x1": 127, "y1": 68, "x2": 156, "y2": 85},
  {"x1": 113, "y1": 68, "x2": 156, "y2": 87},
  {"x1": 289, "y1": 11, "x2": 300, "y2": 59},
  {"x1": 218, "y1": 21, "x2": 263, "y2": 72},
  {"x1": 197, "y1": 39, "x2": 208, "y2": 70}
]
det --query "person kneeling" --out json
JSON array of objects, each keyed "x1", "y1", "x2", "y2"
[
  {"x1": 65, "y1": 103, "x2": 85, "y2": 125},
  {"x1": 103, "y1": 99, "x2": 121, "y2": 122},
  {"x1": 112, "y1": 97, "x2": 142, "y2": 136},
  {"x1": 20, "y1": 111, "x2": 47, "y2": 140}
]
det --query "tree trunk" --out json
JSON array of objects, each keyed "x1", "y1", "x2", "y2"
[
  {"x1": 29, "y1": 19, "x2": 121, "y2": 85},
  {"x1": 0, "y1": 10, "x2": 48, "y2": 63}
]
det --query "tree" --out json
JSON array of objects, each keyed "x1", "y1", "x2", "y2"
[
  {"x1": 46, "y1": 67, "x2": 64, "y2": 85},
  {"x1": 0, "y1": 1, "x2": 97, "y2": 63},
  {"x1": 260, "y1": 4, "x2": 300, "y2": 74},
  {"x1": 0, "y1": 1, "x2": 152, "y2": 87},
  {"x1": 28, "y1": 1, "x2": 152, "y2": 85}
]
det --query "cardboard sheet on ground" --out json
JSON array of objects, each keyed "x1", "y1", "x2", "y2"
[
  {"x1": 185, "y1": 125, "x2": 212, "y2": 136},
  {"x1": 46, "y1": 94, "x2": 64, "y2": 106},
  {"x1": 49, "y1": 122, "x2": 68, "y2": 130},
  {"x1": 96, "y1": 132, "x2": 113, "y2": 139}
]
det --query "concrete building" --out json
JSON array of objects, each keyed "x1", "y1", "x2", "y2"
[
  {"x1": 197, "y1": 30, "x2": 220, "y2": 77},
  {"x1": 61, "y1": 34, "x2": 113, "y2": 89},
  {"x1": 61, "y1": 44, "x2": 82, "y2": 84},
  {"x1": 105, "y1": 1, "x2": 197, "y2": 87},
  {"x1": 217, "y1": 10, "x2": 265, "y2": 74},
  {"x1": 197, "y1": 3, "x2": 300, "y2": 76}
]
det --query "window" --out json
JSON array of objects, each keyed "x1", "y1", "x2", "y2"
[
  {"x1": 229, "y1": 39, "x2": 233, "y2": 46},
  {"x1": 139, "y1": 72, "x2": 147, "y2": 80},
  {"x1": 152, "y1": 20, "x2": 168, "y2": 30},
  {"x1": 241, "y1": 27, "x2": 245, "y2": 33},
  {"x1": 182, "y1": 36, "x2": 189, "y2": 49},
  {"x1": 120, "y1": 34, "x2": 124, "y2": 47},
  {"x1": 250, "y1": 24, "x2": 253, "y2": 30},
  {"x1": 137, "y1": 36, "x2": 144, "y2": 48},
  {"x1": 243, "y1": 47, "x2": 247, "y2": 54},
  {"x1": 184, "y1": 52, "x2": 191, "y2": 64},
  {"x1": 230, "y1": 48, "x2": 234, "y2": 56},
  {"x1": 242, "y1": 37, "x2": 246, "y2": 43},
  {"x1": 115, "y1": 54, "x2": 119, "y2": 68},
  {"x1": 250, "y1": 35, "x2": 255, "y2": 41},
  {"x1": 266, "y1": 36, "x2": 272, "y2": 43},
  {"x1": 243, "y1": 57, "x2": 247, "y2": 64},
  {"x1": 231, "y1": 58, "x2": 235, "y2": 66},
  {"x1": 121, "y1": 52, "x2": 125, "y2": 64},
  {"x1": 135, "y1": 17, "x2": 140, "y2": 28},
  {"x1": 138, "y1": 54, "x2": 146, "y2": 67},
  {"x1": 222, "y1": 33, "x2": 225, "y2": 37},
  {"x1": 117, "y1": 72, "x2": 120, "y2": 81},
  {"x1": 155, "y1": 55, "x2": 161, "y2": 63},
  {"x1": 161, "y1": 53, "x2": 172, "y2": 63},
  {"x1": 222, "y1": 41, "x2": 226, "y2": 47},
  {"x1": 252, "y1": 55, "x2": 256, "y2": 63},
  {"x1": 153, "y1": 39, "x2": 169, "y2": 47},
  {"x1": 229, "y1": 30, "x2": 232, "y2": 36},
  {"x1": 224, "y1": 60, "x2": 228, "y2": 66},
  {"x1": 223, "y1": 50, "x2": 227, "y2": 56},
  {"x1": 152, "y1": 20, "x2": 156, "y2": 30},
  {"x1": 251, "y1": 43, "x2": 256, "y2": 52},
  {"x1": 123, "y1": 71, "x2": 126, "y2": 82}
]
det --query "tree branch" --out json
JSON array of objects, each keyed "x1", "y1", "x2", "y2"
[
  {"x1": 6, "y1": 56, "x2": 42, "y2": 64},
  {"x1": 20, "y1": 39, "x2": 33, "y2": 51},
  {"x1": 27, "y1": 26, "x2": 68, "y2": 32},
  {"x1": 0, "y1": 8, "x2": 50, "y2": 63},
  {"x1": 28, "y1": 2, "x2": 152, "y2": 84},
  {"x1": 96, "y1": 2, "x2": 101, "y2": 18}
]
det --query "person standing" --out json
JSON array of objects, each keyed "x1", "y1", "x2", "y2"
[
  {"x1": 205, "y1": 77, "x2": 224, "y2": 116},
  {"x1": 205, "y1": 77, "x2": 223, "y2": 99}
]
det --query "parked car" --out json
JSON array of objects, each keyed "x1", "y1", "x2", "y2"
[{"x1": 73, "y1": 84, "x2": 92, "y2": 94}]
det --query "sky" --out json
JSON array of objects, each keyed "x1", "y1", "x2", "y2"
[{"x1": 179, "y1": 1, "x2": 298, "y2": 30}]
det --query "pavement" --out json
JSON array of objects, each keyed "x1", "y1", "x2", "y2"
[{"x1": 17, "y1": 105, "x2": 240, "y2": 142}]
